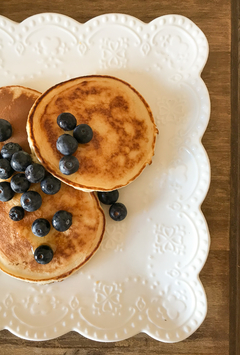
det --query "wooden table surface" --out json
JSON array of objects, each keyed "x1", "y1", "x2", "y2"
[{"x1": 0, "y1": 0, "x2": 236, "y2": 354}]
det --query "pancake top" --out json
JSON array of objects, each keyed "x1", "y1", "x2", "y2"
[
  {"x1": 0, "y1": 85, "x2": 105, "y2": 283},
  {"x1": 28, "y1": 75, "x2": 158, "y2": 191}
]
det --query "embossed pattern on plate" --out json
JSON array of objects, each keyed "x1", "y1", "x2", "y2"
[{"x1": 0, "y1": 13, "x2": 210, "y2": 342}]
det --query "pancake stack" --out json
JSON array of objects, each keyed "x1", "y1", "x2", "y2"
[
  {"x1": 0, "y1": 76, "x2": 157, "y2": 283},
  {"x1": 0, "y1": 86, "x2": 105, "y2": 283}
]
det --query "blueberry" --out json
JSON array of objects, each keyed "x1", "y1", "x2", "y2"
[
  {"x1": 9, "y1": 206, "x2": 24, "y2": 221},
  {"x1": 109, "y1": 203, "x2": 127, "y2": 221},
  {"x1": 56, "y1": 134, "x2": 78, "y2": 156},
  {"x1": 11, "y1": 151, "x2": 32, "y2": 172},
  {"x1": 1, "y1": 142, "x2": 22, "y2": 160},
  {"x1": 25, "y1": 163, "x2": 45, "y2": 183},
  {"x1": 34, "y1": 245, "x2": 53, "y2": 264},
  {"x1": 97, "y1": 190, "x2": 119, "y2": 205},
  {"x1": 57, "y1": 112, "x2": 77, "y2": 131},
  {"x1": 59, "y1": 155, "x2": 79, "y2": 175},
  {"x1": 0, "y1": 158, "x2": 14, "y2": 179},
  {"x1": 40, "y1": 174, "x2": 61, "y2": 195},
  {"x1": 52, "y1": 210, "x2": 72, "y2": 232},
  {"x1": 21, "y1": 191, "x2": 42, "y2": 212},
  {"x1": 10, "y1": 173, "x2": 31, "y2": 193},
  {"x1": 73, "y1": 124, "x2": 93, "y2": 144},
  {"x1": 0, "y1": 119, "x2": 12, "y2": 142},
  {"x1": 0, "y1": 181, "x2": 14, "y2": 202},
  {"x1": 32, "y1": 218, "x2": 51, "y2": 237}
]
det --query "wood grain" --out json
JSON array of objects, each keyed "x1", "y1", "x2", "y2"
[
  {"x1": 0, "y1": 0, "x2": 233, "y2": 354},
  {"x1": 230, "y1": 0, "x2": 239, "y2": 353}
]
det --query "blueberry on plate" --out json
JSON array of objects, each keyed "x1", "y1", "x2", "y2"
[
  {"x1": 10, "y1": 173, "x2": 31, "y2": 193},
  {"x1": 109, "y1": 202, "x2": 127, "y2": 221},
  {"x1": 32, "y1": 218, "x2": 51, "y2": 237},
  {"x1": 73, "y1": 124, "x2": 93, "y2": 144},
  {"x1": 52, "y1": 210, "x2": 72, "y2": 232},
  {"x1": 57, "y1": 112, "x2": 77, "y2": 131},
  {"x1": 34, "y1": 245, "x2": 53, "y2": 264},
  {"x1": 25, "y1": 163, "x2": 45, "y2": 183},
  {"x1": 1, "y1": 142, "x2": 22, "y2": 160},
  {"x1": 97, "y1": 190, "x2": 119, "y2": 205},
  {"x1": 0, "y1": 181, "x2": 14, "y2": 202},
  {"x1": 9, "y1": 206, "x2": 24, "y2": 221},
  {"x1": 0, "y1": 119, "x2": 12, "y2": 142},
  {"x1": 59, "y1": 155, "x2": 79, "y2": 175},
  {"x1": 11, "y1": 151, "x2": 32, "y2": 172},
  {"x1": 0, "y1": 158, "x2": 13, "y2": 179},
  {"x1": 56, "y1": 134, "x2": 78, "y2": 156},
  {"x1": 21, "y1": 191, "x2": 42, "y2": 212},
  {"x1": 41, "y1": 174, "x2": 61, "y2": 195}
]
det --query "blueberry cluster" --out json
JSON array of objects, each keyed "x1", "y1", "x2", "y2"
[
  {"x1": 97, "y1": 190, "x2": 127, "y2": 221},
  {"x1": 32, "y1": 210, "x2": 72, "y2": 265},
  {"x1": 56, "y1": 112, "x2": 93, "y2": 175},
  {"x1": 0, "y1": 119, "x2": 72, "y2": 265},
  {"x1": 0, "y1": 145, "x2": 49, "y2": 215}
]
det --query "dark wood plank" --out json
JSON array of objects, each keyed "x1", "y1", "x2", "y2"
[
  {"x1": 230, "y1": 0, "x2": 239, "y2": 353},
  {"x1": 0, "y1": 0, "x2": 232, "y2": 354}
]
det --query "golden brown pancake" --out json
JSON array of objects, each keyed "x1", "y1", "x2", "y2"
[
  {"x1": 27, "y1": 75, "x2": 158, "y2": 191},
  {"x1": 0, "y1": 86, "x2": 40, "y2": 154},
  {"x1": 0, "y1": 86, "x2": 105, "y2": 283}
]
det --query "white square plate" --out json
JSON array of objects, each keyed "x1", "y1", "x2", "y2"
[{"x1": 0, "y1": 13, "x2": 210, "y2": 342}]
